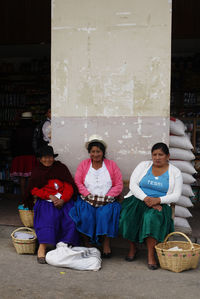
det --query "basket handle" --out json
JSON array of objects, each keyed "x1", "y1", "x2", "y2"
[{"x1": 164, "y1": 231, "x2": 194, "y2": 250}]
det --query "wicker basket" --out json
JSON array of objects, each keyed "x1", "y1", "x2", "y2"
[
  {"x1": 18, "y1": 209, "x2": 34, "y2": 227},
  {"x1": 11, "y1": 227, "x2": 37, "y2": 254},
  {"x1": 155, "y1": 231, "x2": 200, "y2": 273}
]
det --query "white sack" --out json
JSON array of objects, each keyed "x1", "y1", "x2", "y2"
[
  {"x1": 174, "y1": 217, "x2": 192, "y2": 234},
  {"x1": 170, "y1": 160, "x2": 197, "y2": 174},
  {"x1": 175, "y1": 205, "x2": 192, "y2": 218},
  {"x1": 169, "y1": 148, "x2": 195, "y2": 161},
  {"x1": 170, "y1": 119, "x2": 185, "y2": 136},
  {"x1": 182, "y1": 172, "x2": 196, "y2": 184},
  {"x1": 46, "y1": 242, "x2": 101, "y2": 271},
  {"x1": 174, "y1": 217, "x2": 191, "y2": 229},
  {"x1": 168, "y1": 246, "x2": 183, "y2": 251},
  {"x1": 176, "y1": 195, "x2": 193, "y2": 208},
  {"x1": 169, "y1": 135, "x2": 193, "y2": 150},
  {"x1": 182, "y1": 184, "x2": 195, "y2": 197}
]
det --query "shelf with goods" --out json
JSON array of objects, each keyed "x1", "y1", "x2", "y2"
[
  {"x1": 0, "y1": 148, "x2": 18, "y2": 194},
  {"x1": 176, "y1": 117, "x2": 200, "y2": 158},
  {"x1": 171, "y1": 54, "x2": 200, "y2": 110},
  {"x1": 171, "y1": 54, "x2": 200, "y2": 160},
  {"x1": 0, "y1": 57, "x2": 50, "y2": 195}
]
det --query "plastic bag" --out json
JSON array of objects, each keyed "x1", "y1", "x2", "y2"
[{"x1": 46, "y1": 242, "x2": 101, "y2": 271}]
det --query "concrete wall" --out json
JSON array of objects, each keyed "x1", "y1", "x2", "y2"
[{"x1": 51, "y1": 0, "x2": 172, "y2": 179}]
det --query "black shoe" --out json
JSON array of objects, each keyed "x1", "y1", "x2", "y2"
[
  {"x1": 125, "y1": 250, "x2": 138, "y2": 262},
  {"x1": 102, "y1": 252, "x2": 112, "y2": 258},
  {"x1": 148, "y1": 263, "x2": 158, "y2": 270},
  {"x1": 125, "y1": 256, "x2": 136, "y2": 262},
  {"x1": 37, "y1": 257, "x2": 46, "y2": 264}
]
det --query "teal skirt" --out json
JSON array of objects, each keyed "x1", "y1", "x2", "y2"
[{"x1": 119, "y1": 195, "x2": 174, "y2": 243}]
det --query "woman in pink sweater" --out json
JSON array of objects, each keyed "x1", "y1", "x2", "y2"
[{"x1": 69, "y1": 135, "x2": 123, "y2": 257}]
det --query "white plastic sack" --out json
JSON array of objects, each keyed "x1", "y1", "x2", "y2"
[
  {"x1": 170, "y1": 160, "x2": 197, "y2": 174},
  {"x1": 182, "y1": 184, "x2": 195, "y2": 197},
  {"x1": 174, "y1": 217, "x2": 191, "y2": 229},
  {"x1": 176, "y1": 195, "x2": 193, "y2": 208},
  {"x1": 182, "y1": 172, "x2": 196, "y2": 184},
  {"x1": 169, "y1": 135, "x2": 193, "y2": 150},
  {"x1": 174, "y1": 217, "x2": 192, "y2": 235},
  {"x1": 46, "y1": 242, "x2": 101, "y2": 271},
  {"x1": 170, "y1": 119, "x2": 186, "y2": 136},
  {"x1": 175, "y1": 205, "x2": 192, "y2": 218},
  {"x1": 169, "y1": 148, "x2": 195, "y2": 161}
]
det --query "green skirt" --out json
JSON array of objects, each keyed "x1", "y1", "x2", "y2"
[{"x1": 119, "y1": 195, "x2": 174, "y2": 243}]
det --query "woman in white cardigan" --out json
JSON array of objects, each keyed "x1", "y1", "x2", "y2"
[{"x1": 119, "y1": 143, "x2": 182, "y2": 270}]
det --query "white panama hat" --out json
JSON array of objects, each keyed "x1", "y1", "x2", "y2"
[
  {"x1": 21, "y1": 111, "x2": 32, "y2": 119},
  {"x1": 85, "y1": 134, "x2": 107, "y2": 150}
]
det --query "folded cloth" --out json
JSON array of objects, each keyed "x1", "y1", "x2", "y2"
[
  {"x1": 18, "y1": 204, "x2": 30, "y2": 211},
  {"x1": 14, "y1": 232, "x2": 35, "y2": 240},
  {"x1": 81, "y1": 194, "x2": 115, "y2": 208},
  {"x1": 168, "y1": 246, "x2": 183, "y2": 251}
]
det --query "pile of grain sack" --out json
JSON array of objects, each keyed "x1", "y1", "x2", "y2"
[{"x1": 170, "y1": 117, "x2": 196, "y2": 234}]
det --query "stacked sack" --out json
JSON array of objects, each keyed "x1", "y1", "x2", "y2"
[{"x1": 169, "y1": 117, "x2": 196, "y2": 235}]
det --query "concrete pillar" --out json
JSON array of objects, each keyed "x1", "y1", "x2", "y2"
[{"x1": 51, "y1": 0, "x2": 172, "y2": 179}]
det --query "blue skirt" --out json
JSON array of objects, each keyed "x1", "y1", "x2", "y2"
[
  {"x1": 69, "y1": 196, "x2": 121, "y2": 243},
  {"x1": 34, "y1": 199, "x2": 80, "y2": 246}
]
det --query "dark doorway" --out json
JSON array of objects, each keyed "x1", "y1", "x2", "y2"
[{"x1": 0, "y1": 0, "x2": 51, "y2": 224}]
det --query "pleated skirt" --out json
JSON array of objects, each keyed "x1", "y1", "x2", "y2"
[
  {"x1": 34, "y1": 199, "x2": 80, "y2": 246},
  {"x1": 69, "y1": 196, "x2": 121, "y2": 243},
  {"x1": 10, "y1": 155, "x2": 38, "y2": 177},
  {"x1": 119, "y1": 195, "x2": 174, "y2": 243}
]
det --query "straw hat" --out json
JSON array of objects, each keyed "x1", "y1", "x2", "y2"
[
  {"x1": 85, "y1": 134, "x2": 107, "y2": 150},
  {"x1": 21, "y1": 111, "x2": 32, "y2": 119}
]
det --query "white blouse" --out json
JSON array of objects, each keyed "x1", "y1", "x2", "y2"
[{"x1": 84, "y1": 162, "x2": 112, "y2": 196}]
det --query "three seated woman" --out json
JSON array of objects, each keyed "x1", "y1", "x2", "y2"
[
  {"x1": 119, "y1": 142, "x2": 182, "y2": 269},
  {"x1": 24, "y1": 145, "x2": 80, "y2": 264},
  {"x1": 69, "y1": 134, "x2": 123, "y2": 257},
  {"x1": 24, "y1": 138, "x2": 182, "y2": 269}
]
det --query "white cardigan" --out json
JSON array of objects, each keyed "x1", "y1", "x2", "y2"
[{"x1": 125, "y1": 161, "x2": 183, "y2": 204}]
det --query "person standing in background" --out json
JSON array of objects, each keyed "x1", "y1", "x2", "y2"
[
  {"x1": 32, "y1": 106, "x2": 51, "y2": 156},
  {"x1": 10, "y1": 111, "x2": 37, "y2": 200},
  {"x1": 42, "y1": 107, "x2": 51, "y2": 145}
]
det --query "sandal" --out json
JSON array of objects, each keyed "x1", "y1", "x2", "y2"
[
  {"x1": 147, "y1": 263, "x2": 158, "y2": 270},
  {"x1": 125, "y1": 250, "x2": 138, "y2": 262},
  {"x1": 101, "y1": 252, "x2": 112, "y2": 258},
  {"x1": 37, "y1": 257, "x2": 46, "y2": 264}
]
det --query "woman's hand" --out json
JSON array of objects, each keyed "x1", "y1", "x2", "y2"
[
  {"x1": 53, "y1": 198, "x2": 65, "y2": 208},
  {"x1": 152, "y1": 204, "x2": 162, "y2": 212},
  {"x1": 144, "y1": 196, "x2": 161, "y2": 207},
  {"x1": 49, "y1": 195, "x2": 65, "y2": 208},
  {"x1": 49, "y1": 195, "x2": 58, "y2": 202}
]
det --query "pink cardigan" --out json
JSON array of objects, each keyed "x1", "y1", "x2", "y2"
[{"x1": 75, "y1": 158, "x2": 123, "y2": 197}]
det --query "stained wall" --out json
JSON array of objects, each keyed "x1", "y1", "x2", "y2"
[{"x1": 51, "y1": 0, "x2": 172, "y2": 179}]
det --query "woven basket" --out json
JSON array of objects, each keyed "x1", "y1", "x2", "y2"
[
  {"x1": 11, "y1": 227, "x2": 37, "y2": 255},
  {"x1": 155, "y1": 231, "x2": 200, "y2": 273},
  {"x1": 18, "y1": 209, "x2": 34, "y2": 227}
]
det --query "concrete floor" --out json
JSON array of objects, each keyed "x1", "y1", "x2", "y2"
[
  {"x1": 0, "y1": 195, "x2": 200, "y2": 299},
  {"x1": 0, "y1": 226, "x2": 200, "y2": 299}
]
